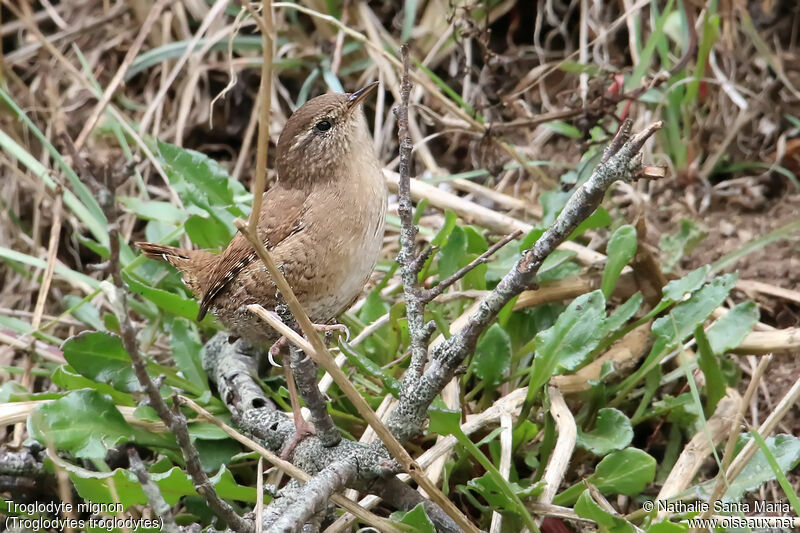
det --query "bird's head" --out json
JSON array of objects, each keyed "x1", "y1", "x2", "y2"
[{"x1": 276, "y1": 82, "x2": 379, "y2": 186}]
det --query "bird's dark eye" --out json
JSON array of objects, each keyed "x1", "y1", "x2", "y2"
[{"x1": 315, "y1": 120, "x2": 332, "y2": 132}]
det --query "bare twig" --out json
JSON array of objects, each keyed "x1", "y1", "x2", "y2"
[
  {"x1": 421, "y1": 229, "x2": 523, "y2": 303},
  {"x1": 385, "y1": 119, "x2": 664, "y2": 443},
  {"x1": 76, "y1": 149, "x2": 253, "y2": 533},
  {"x1": 128, "y1": 449, "x2": 181, "y2": 533}
]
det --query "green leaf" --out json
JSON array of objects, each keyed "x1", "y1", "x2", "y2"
[
  {"x1": 647, "y1": 521, "x2": 689, "y2": 532},
  {"x1": 471, "y1": 324, "x2": 511, "y2": 390},
  {"x1": 602, "y1": 225, "x2": 637, "y2": 298},
  {"x1": 338, "y1": 339, "x2": 402, "y2": 397},
  {"x1": 166, "y1": 318, "x2": 209, "y2": 392},
  {"x1": 706, "y1": 301, "x2": 759, "y2": 355},
  {"x1": 652, "y1": 274, "x2": 737, "y2": 346},
  {"x1": 118, "y1": 197, "x2": 185, "y2": 223},
  {"x1": 62, "y1": 295, "x2": 104, "y2": 331},
  {"x1": 28, "y1": 390, "x2": 134, "y2": 458},
  {"x1": 437, "y1": 226, "x2": 467, "y2": 279},
  {"x1": 544, "y1": 120, "x2": 582, "y2": 139},
  {"x1": 209, "y1": 465, "x2": 258, "y2": 502},
  {"x1": 694, "y1": 326, "x2": 725, "y2": 416},
  {"x1": 714, "y1": 434, "x2": 800, "y2": 502},
  {"x1": 392, "y1": 503, "x2": 435, "y2": 533},
  {"x1": 590, "y1": 448, "x2": 656, "y2": 496},
  {"x1": 123, "y1": 271, "x2": 205, "y2": 322},
  {"x1": 428, "y1": 405, "x2": 462, "y2": 436},
  {"x1": 574, "y1": 490, "x2": 635, "y2": 533},
  {"x1": 50, "y1": 366, "x2": 134, "y2": 406},
  {"x1": 529, "y1": 291, "x2": 607, "y2": 394},
  {"x1": 61, "y1": 331, "x2": 140, "y2": 392},
  {"x1": 577, "y1": 408, "x2": 633, "y2": 456},
  {"x1": 185, "y1": 214, "x2": 233, "y2": 249},
  {"x1": 68, "y1": 465, "x2": 195, "y2": 509},
  {"x1": 661, "y1": 265, "x2": 711, "y2": 304}
]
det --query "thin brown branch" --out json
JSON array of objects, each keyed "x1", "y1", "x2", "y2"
[
  {"x1": 421, "y1": 229, "x2": 523, "y2": 303},
  {"x1": 75, "y1": 150, "x2": 253, "y2": 533}
]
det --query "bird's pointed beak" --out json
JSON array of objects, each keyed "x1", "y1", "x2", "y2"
[{"x1": 347, "y1": 81, "x2": 379, "y2": 110}]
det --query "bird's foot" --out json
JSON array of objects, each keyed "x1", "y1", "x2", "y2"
[
  {"x1": 313, "y1": 322, "x2": 350, "y2": 342},
  {"x1": 279, "y1": 418, "x2": 316, "y2": 461},
  {"x1": 267, "y1": 336, "x2": 288, "y2": 367}
]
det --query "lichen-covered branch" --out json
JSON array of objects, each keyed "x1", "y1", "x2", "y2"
[
  {"x1": 128, "y1": 448, "x2": 181, "y2": 533},
  {"x1": 289, "y1": 345, "x2": 341, "y2": 447},
  {"x1": 265, "y1": 459, "x2": 356, "y2": 531},
  {"x1": 68, "y1": 141, "x2": 254, "y2": 533},
  {"x1": 386, "y1": 119, "x2": 663, "y2": 442}
]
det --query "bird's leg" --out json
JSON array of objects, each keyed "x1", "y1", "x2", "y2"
[
  {"x1": 313, "y1": 322, "x2": 350, "y2": 342},
  {"x1": 268, "y1": 338, "x2": 316, "y2": 460},
  {"x1": 280, "y1": 361, "x2": 316, "y2": 460}
]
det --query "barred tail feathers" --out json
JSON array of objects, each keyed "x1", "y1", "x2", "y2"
[{"x1": 135, "y1": 242, "x2": 215, "y2": 298}]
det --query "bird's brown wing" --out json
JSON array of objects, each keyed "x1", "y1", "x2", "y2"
[{"x1": 197, "y1": 187, "x2": 308, "y2": 320}]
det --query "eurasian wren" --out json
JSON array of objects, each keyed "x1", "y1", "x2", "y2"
[{"x1": 136, "y1": 82, "x2": 387, "y2": 345}]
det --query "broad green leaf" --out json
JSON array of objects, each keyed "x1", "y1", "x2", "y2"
[
  {"x1": 67, "y1": 465, "x2": 195, "y2": 509},
  {"x1": 529, "y1": 291, "x2": 607, "y2": 394},
  {"x1": 28, "y1": 390, "x2": 134, "y2": 458},
  {"x1": 118, "y1": 197, "x2": 185, "y2": 223},
  {"x1": 437, "y1": 226, "x2": 467, "y2": 279},
  {"x1": 646, "y1": 520, "x2": 688, "y2": 532},
  {"x1": 603, "y1": 293, "x2": 643, "y2": 333},
  {"x1": 63, "y1": 295, "x2": 104, "y2": 331},
  {"x1": 590, "y1": 448, "x2": 656, "y2": 496},
  {"x1": 570, "y1": 206, "x2": 612, "y2": 240},
  {"x1": 577, "y1": 408, "x2": 633, "y2": 456},
  {"x1": 574, "y1": 490, "x2": 635, "y2": 533},
  {"x1": 428, "y1": 405, "x2": 461, "y2": 436},
  {"x1": 185, "y1": 214, "x2": 233, "y2": 249},
  {"x1": 715, "y1": 434, "x2": 800, "y2": 502},
  {"x1": 209, "y1": 465, "x2": 258, "y2": 502},
  {"x1": 50, "y1": 366, "x2": 134, "y2": 406},
  {"x1": 706, "y1": 301, "x2": 759, "y2": 355},
  {"x1": 392, "y1": 503, "x2": 435, "y2": 533},
  {"x1": 602, "y1": 225, "x2": 637, "y2": 298},
  {"x1": 544, "y1": 120, "x2": 582, "y2": 139},
  {"x1": 123, "y1": 271, "x2": 204, "y2": 322},
  {"x1": 472, "y1": 324, "x2": 511, "y2": 390},
  {"x1": 167, "y1": 318, "x2": 208, "y2": 392},
  {"x1": 661, "y1": 265, "x2": 710, "y2": 304},
  {"x1": 156, "y1": 141, "x2": 246, "y2": 209},
  {"x1": 339, "y1": 339, "x2": 401, "y2": 397},
  {"x1": 195, "y1": 438, "x2": 241, "y2": 473},
  {"x1": 61, "y1": 331, "x2": 140, "y2": 392},
  {"x1": 651, "y1": 274, "x2": 737, "y2": 345}
]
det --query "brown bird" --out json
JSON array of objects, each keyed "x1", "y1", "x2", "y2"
[{"x1": 137, "y1": 82, "x2": 387, "y2": 349}]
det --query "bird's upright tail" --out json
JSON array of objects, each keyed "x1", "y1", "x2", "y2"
[{"x1": 135, "y1": 242, "x2": 215, "y2": 298}]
